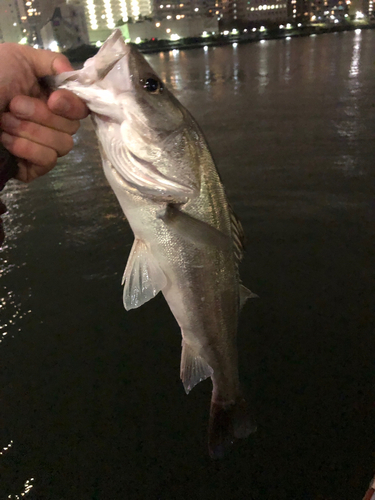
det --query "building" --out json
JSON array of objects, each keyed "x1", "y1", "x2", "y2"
[
  {"x1": 242, "y1": 0, "x2": 288, "y2": 23},
  {"x1": 349, "y1": 0, "x2": 373, "y2": 17},
  {"x1": 288, "y1": 0, "x2": 309, "y2": 21},
  {"x1": 119, "y1": 15, "x2": 218, "y2": 41},
  {"x1": 218, "y1": 0, "x2": 287, "y2": 24},
  {"x1": 0, "y1": 0, "x2": 61, "y2": 46},
  {"x1": 0, "y1": 0, "x2": 27, "y2": 43},
  {"x1": 78, "y1": 0, "x2": 153, "y2": 43},
  {"x1": 153, "y1": 0, "x2": 221, "y2": 21},
  {"x1": 289, "y1": 0, "x2": 350, "y2": 21},
  {"x1": 219, "y1": 0, "x2": 241, "y2": 21},
  {"x1": 40, "y1": 2, "x2": 89, "y2": 50}
]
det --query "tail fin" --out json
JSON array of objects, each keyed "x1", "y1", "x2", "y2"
[{"x1": 208, "y1": 397, "x2": 256, "y2": 459}]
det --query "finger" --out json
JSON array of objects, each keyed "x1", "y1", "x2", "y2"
[
  {"x1": 48, "y1": 89, "x2": 89, "y2": 120},
  {"x1": 14, "y1": 159, "x2": 49, "y2": 183},
  {"x1": 9, "y1": 96, "x2": 80, "y2": 135},
  {"x1": 0, "y1": 113, "x2": 74, "y2": 157},
  {"x1": 18, "y1": 46, "x2": 73, "y2": 78},
  {"x1": 1, "y1": 132, "x2": 57, "y2": 172}
]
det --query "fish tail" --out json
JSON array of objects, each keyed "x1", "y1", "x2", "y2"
[{"x1": 208, "y1": 396, "x2": 257, "y2": 459}]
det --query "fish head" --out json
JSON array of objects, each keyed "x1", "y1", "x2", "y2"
[
  {"x1": 96, "y1": 36, "x2": 185, "y2": 138},
  {"x1": 57, "y1": 30, "x2": 201, "y2": 200},
  {"x1": 97, "y1": 33, "x2": 201, "y2": 200}
]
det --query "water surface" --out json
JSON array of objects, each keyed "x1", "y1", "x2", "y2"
[{"x1": 1, "y1": 30, "x2": 375, "y2": 499}]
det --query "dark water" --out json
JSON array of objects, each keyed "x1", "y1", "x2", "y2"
[{"x1": 1, "y1": 31, "x2": 375, "y2": 499}]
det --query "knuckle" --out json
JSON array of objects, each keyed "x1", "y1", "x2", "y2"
[
  {"x1": 14, "y1": 138, "x2": 57, "y2": 169},
  {"x1": 69, "y1": 120, "x2": 80, "y2": 134},
  {"x1": 58, "y1": 134, "x2": 74, "y2": 157},
  {"x1": 12, "y1": 137, "x2": 33, "y2": 158},
  {"x1": 44, "y1": 150, "x2": 57, "y2": 169}
]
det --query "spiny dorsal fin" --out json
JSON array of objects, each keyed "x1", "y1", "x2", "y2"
[{"x1": 229, "y1": 204, "x2": 246, "y2": 264}]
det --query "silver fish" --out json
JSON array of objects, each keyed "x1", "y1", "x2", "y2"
[{"x1": 56, "y1": 30, "x2": 257, "y2": 458}]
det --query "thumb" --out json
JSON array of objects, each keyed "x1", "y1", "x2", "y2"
[{"x1": 21, "y1": 45, "x2": 73, "y2": 77}]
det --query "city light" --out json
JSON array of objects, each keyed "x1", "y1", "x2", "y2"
[
  {"x1": 355, "y1": 11, "x2": 364, "y2": 18},
  {"x1": 131, "y1": 0, "x2": 140, "y2": 18},
  {"x1": 170, "y1": 33, "x2": 180, "y2": 40},
  {"x1": 86, "y1": 0, "x2": 97, "y2": 29},
  {"x1": 19, "y1": 37, "x2": 27, "y2": 44},
  {"x1": 135, "y1": 37, "x2": 142, "y2": 43},
  {"x1": 120, "y1": 0, "x2": 128, "y2": 22},
  {"x1": 104, "y1": 0, "x2": 115, "y2": 28},
  {"x1": 49, "y1": 41, "x2": 59, "y2": 52}
]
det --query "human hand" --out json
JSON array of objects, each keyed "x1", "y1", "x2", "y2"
[{"x1": 0, "y1": 43, "x2": 88, "y2": 183}]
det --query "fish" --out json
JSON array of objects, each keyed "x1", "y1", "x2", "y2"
[{"x1": 55, "y1": 30, "x2": 257, "y2": 458}]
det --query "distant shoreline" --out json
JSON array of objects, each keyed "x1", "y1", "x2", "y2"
[
  {"x1": 63, "y1": 23, "x2": 375, "y2": 62},
  {"x1": 138, "y1": 23, "x2": 375, "y2": 54}
]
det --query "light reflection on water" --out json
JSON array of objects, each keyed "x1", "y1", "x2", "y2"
[{"x1": 7, "y1": 478, "x2": 34, "y2": 499}]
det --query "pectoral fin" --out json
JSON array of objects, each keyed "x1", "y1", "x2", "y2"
[
  {"x1": 180, "y1": 341, "x2": 213, "y2": 394},
  {"x1": 160, "y1": 205, "x2": 231, "y2": 250},
  {"x1": 122, "y1": 239, "x2": 167, "y2": 310}
]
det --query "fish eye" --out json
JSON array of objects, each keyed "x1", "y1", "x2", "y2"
[{"x1": 141, "y1": 77, "x2": 164, "y2": 94}]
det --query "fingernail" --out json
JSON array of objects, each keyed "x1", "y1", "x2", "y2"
[
  {"x1": 52, "y1": 96, "x2": 70, "y2": 114},
  {"x1": 12, "y1": 98, "x2": 35, "y2": 118},
  {"x1": 1, "y1": 114, "x2": 21, "y2": 130},
  {"x1": 1, "y1": 132, "x2": 14, "y2": 148}
]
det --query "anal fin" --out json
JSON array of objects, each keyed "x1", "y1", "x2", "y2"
[
  {"x1": 122, "y1": 239, "x2": 167, "y2": 310},
  {"x1": 180, "y1": 341, "x2": 213, "y2": 394}
]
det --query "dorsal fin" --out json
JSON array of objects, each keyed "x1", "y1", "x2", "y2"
[{"x1": 229, "y1": 204, "x2": 246, "y2": 264}]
